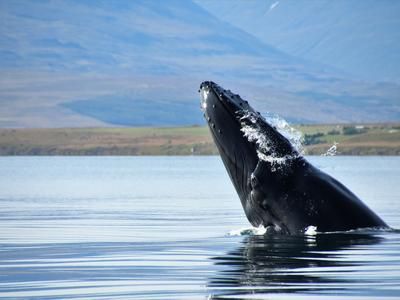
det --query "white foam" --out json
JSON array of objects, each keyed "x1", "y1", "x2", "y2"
[
  {"x1": 263, "y1": 112, "x2": 304, "y2": 155},
  {"x1": 228, "y1": 225, "x2": 267, "y2": 236},
  {"x1": 304, "y1": 225, "x2": 318, "y2": 235},
  {"x1": 241, "y1": 124, "x2": 273, "y2": 155},
  {"x1": 239, "y1": 111, "x2": 302, "y2": 166}
]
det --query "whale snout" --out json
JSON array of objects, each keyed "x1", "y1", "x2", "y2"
[
  {"x1": 198, "y1": 81, "x2": 259, "y2": 220},
  {"x1": 199, "y1": 81, "x2": 252, "y2": 122},
  {"x1": 198, "y1": 81, "x2": 259, "y2": 158}
]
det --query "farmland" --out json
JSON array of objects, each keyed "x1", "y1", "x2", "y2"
[{"x1": 0, "y1": 123, "x2": 399, "y2": 156}]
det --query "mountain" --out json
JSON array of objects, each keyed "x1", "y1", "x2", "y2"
[
  {"x1": 196, "y1": 0, "x2": 400, "y2": 83},
  {"x1": 0, "y1": 0, "x2": 399, "y2": 127},
  {"x1": 1, "y1": 0, "x2": 288, "y2": 73}
]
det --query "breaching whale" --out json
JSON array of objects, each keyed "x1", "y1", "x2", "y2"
[{"x1": 199, "y1": 81, "x2": 387, "y2": 234}]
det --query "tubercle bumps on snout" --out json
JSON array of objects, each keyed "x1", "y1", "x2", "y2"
[
  {"x1": 199, "y1": 82, "x2": 298, "y2": 158},
  {"x1": 199, "y1": 81, "x2": 249, "y2": 110},
  {"x1": 200, "y1": 82, "x2": 253, "y2": 136}
]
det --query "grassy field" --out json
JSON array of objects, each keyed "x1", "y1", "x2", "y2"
[
  {"x1": 297, "y1": 123, "x2": 400, "y2": 155},
  {"x1": 0, "y1": 123, "x2": 399, "y2": 155}
]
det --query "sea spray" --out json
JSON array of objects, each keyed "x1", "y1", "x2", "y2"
[
  {"x1": 263, "y1": 112, "x2": 304, "y2": 156},
  {"x1": 323, "y1": 142, "x2": 339, "y2": 156},
  {"x1": 239, "y1": 111, "x2": 303, "y2": 168},
  {"x1": 228, "y1": 225, "x2": 267, "y2": 236},
  {"x1": 228, "y1": 225, "x2": 319, "y2": 236}
]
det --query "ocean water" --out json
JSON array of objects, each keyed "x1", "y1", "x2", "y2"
[{"x1": 0, "y1": 156, "x2": 399, "y2": 299}]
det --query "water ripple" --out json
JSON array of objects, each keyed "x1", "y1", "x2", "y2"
[{"x1": 0, "y1": 156, "x2": 400, "y2": 299}]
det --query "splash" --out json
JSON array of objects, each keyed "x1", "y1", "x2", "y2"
[
  {"x1": 323, "y1": 142, "x2": 339, "y2": 156},
  {"x1": 239, "y1": 111, "x2": 303, "y2": 166},
  {"x1": 263, "y1": 112, "x2": 304, "y2": 155},
  {"x1": 228, "y1": 225, "x2": 319, "y2": 236},
  {"x1": 227, "y1": 224, "x2": 288, "y2": 236},
  {"x1": 228, "y1": 225, "x2": 267, "y2": 236},
  {"x1": 304, "y1": 225, "x2": 318, "y2": 235},
  {"x1": 240, "y1": 120, "x2": 273, "y2": 159}
]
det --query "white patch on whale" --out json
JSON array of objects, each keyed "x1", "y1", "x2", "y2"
[{"x1": 200, "y1": 89, "x2": 209, "y2": 111}]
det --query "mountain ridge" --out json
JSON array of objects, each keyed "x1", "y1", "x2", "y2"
[
  {"x1": 0, "y1": 0, "x2": 399, "y2": 127},
  {"x1": 196, "y1": 0, "x2": 400, "y2": 83}
]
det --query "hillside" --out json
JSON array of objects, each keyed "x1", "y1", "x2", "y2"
[
  {"x1": 1, "y1": 124, "x2": 399, "y2": 156},
  {"x1": 197, "y1": 0, "x2": 400, "y2": 82},
  {"x1": 0, "y1": 0, "x2": 399, "y2": 127}
]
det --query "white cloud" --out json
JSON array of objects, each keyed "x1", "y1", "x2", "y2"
[{"x1": 268, "y1": 1, "x2": 280, "y2": 12}]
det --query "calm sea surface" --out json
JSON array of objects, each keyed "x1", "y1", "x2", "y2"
[{"x1": 0, "y1": 156, "x2": 399, "y2": 299}]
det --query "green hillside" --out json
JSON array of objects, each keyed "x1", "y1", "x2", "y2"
[{"x1": 0, "y1": 123, "x2": 399, "y2": 156}]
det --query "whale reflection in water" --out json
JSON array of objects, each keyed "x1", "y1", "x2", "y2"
[{"x1": 207, "y1": 231, "x2": 398, "y2": 299}]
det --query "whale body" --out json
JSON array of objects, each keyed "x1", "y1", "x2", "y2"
[{"x1": 199, "y1": 81, "x2": 387, "y2": 234}]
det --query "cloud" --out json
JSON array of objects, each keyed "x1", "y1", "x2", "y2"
[{"x1": 268, "y1": 1, "x2": 280, "y2": 13}]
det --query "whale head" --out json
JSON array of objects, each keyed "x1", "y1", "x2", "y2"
[{"x1": 199, "y1": 81, "x2": 299, "y2": 230}]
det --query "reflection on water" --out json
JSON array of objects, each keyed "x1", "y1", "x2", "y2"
[
  {"x1": 0, "y1": 241, "x2": 215, "y2": 299},
  {"x1": 0, "y1": 156, "x2": 400, "y2": 299},
  {"x1": 209, "y1": 231, "x2": 400, "y2": 299}
]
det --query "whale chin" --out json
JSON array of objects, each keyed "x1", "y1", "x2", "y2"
[{"x1": 199, "y1": 81, "x2": 388, "y2": 234}]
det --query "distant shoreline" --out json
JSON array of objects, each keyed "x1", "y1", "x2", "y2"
[{"x1": 0, "y1": 124, "x2": 399, "y2": 156}]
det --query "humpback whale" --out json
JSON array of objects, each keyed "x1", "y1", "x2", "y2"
[{"x1": 199, "y1": 81, "x2": 387, "y2": 234}]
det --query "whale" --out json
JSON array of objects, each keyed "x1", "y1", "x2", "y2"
[{"x1": 199, "y1": 81, "x2": 388, "y2": 234}]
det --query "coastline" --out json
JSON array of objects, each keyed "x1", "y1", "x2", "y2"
[{"x1": 0, "y1": 124, "x2": 399, "y2": 156}]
